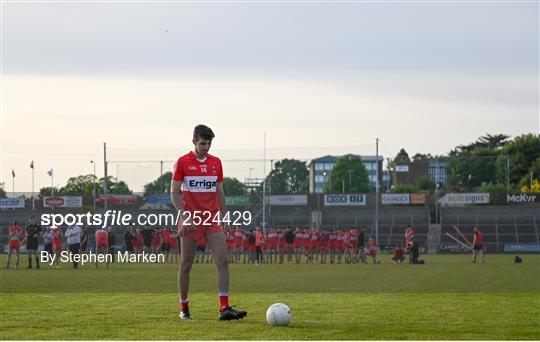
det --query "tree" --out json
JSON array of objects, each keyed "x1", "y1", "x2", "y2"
[
  {"x1": 109, "y1": 181, "x2": 132, "y2": 195},
  {"x1": 446, "y1": 134, "x2": 509, "y2": 191},
  {"x1": 412, "y1": 153, "x2": 433, "y2": 161},
  {"x1": 223, "y1": 177, "x2": 246, "y2": 196},
  {"x1": 455, "y1": 133, "x2": 510, "y2": 153},
  {"x1": 143, "y1": 172, "x2": 172, "y2": 196},
  {"x1": 98, "y1": 176, "x2": 132, "y2": 195},
  {"x1": 519, "y1": 156, "x2": 540, "y2": 192},
  {"x1": 59, "y1": 175, "x2": 96, "y2": 196},
  {"x1": 416, "y1": 175, "x2": 435, "y2": 191},
  {"x1": 39, "y1": 187, "x2": 60, "y2": 196},
  {"x1": 0, "y1": 184, "x2": 6, "y2": 197},
  {"x1": 496, "y1": 134, "x2": 540, "y2": 188},
  {"x1": 393, "y1": 149, "x2": 411, "y2": 164},
  {"x1": 324, "y1": 155, "x2": 370, "y2": 193},
  {"x1": 298, "y1": 177, "x2": 309, "y2": 194},
  {"x1": 39, "y1": 175, "x2": 132, "y2": 196},
  {"x1": 266, "y1": 159, "x2": 309, "y2": 195}
]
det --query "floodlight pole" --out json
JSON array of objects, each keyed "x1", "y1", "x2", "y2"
[
  {"x1": 375, "y1": 138, "x2": 380, "y2": 244},
  {"x1": 104, "y1": 143, "x2": 108, "y2": 210},
  {"x1": 262, "y1": 134, "x2": 266, "y2": 229}
]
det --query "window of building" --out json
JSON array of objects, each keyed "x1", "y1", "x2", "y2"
[{"x1": 315, "y1": 163, "x2": 323, "y2": 171}]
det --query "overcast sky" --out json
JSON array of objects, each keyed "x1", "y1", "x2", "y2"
[{"x1": 1, "y1": 1, "x2": 538, "y2": 192}]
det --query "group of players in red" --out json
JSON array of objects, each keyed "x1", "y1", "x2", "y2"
[
  {"x1": 5, "y1": 220, "x2": 415, "y2": 268},
  {"x1": 214, "y1": 226, "x2": 384, "y2": 264}
]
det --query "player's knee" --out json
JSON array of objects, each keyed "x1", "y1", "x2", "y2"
[
  {"x1": 181, "y1": 257, "x2": 195, "y2": 269},
  {"x1": 214, "y1": 254, "x2": 228, "y2": 266}
]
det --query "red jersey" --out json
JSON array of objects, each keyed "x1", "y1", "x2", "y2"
[
  {"x1": 169, "y1": 232, "x2": 178, "y2": 249},
  {"x1": 8, "y1": 225, "x2": 23, "y2": 240},
  {"x1": 152, "y1": 231, "x2": 160, "y2": 245},
  {"x1": 473, "y1": 231, "x2": 484, "y2": 245},
  {"x1": 368, "y1": 240, "x2": 378, "y2": 251},
  {"x1": 95, "y1": 229, "x2": 109, "y2": 246},
  {"x1": 405, "y1": 228, "x2": 415, "y2": 247},
  {"x1": 161, "y1": 229, "x2": 171, "y2": 244},
  {"x1": 336, "y1": 233, "x2": 345, "y2": 249},
  {"x1": 277, "y1": 232, "x2": 285, "y2": 247},
  {"x1": 346, "y1": 231, "x2": 359, "y2": 248},
  {"x1": 255, "y1": 231, "x2": 264, "y2": 247},
  {"x1": 49, "y1": 227, "x2": 62, "y2": 244},
  {"x1": 133, "y1": 233, "x2": 142, "y2": 248},
  {"x1": 301, "y1": 232, "x2": 310, "y2": 247},
  {"x1": 226, "y1": 231, "x2": 235, "y2": 247},
  {"x1": 172, "y1": 152, "x2": 224, "y2": 218},
  {"x1": 319, "y1": 232, "x2": 329, "y2": 246},
  {"x1": 233, "y1": 229, "x2": 244, "y2": 244},
  {"x1": 267, "y1": 232, "x2": 278, "y2": 246}
]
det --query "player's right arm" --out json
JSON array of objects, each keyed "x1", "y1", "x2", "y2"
[{"x1": 170, "y1": 180, "x2": 184, "y2": 212}]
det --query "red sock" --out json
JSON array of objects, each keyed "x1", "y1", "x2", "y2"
[
  {"x1": 219, "y1": 295, "x2": 229, "y2": 311},
  {"x1": 180, "y1": 301, "x2": 189, "y2": 311}
]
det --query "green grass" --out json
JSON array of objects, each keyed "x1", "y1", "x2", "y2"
[{"x1": 1, "y1": 254, "x2": 539, "y2": 340}]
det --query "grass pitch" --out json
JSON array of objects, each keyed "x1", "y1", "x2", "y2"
[{"x1": 1, "y1": 254, "x2": 539, "y2": 340}]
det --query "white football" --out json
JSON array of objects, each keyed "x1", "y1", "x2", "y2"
[{"x1": 266, "y1": 303, "x2": 292, "y2": 326}]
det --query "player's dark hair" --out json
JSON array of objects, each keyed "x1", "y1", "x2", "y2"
[{"x1": 193, "y1": 124, "x2": 215, "y2": 141}]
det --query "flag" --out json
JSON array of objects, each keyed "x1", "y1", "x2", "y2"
[
  {"x1": 12, "y1": 169, "x2": 15, "y2": 178},
  {"x1": 30, "y1": 161, "x2": 34, "y2": 169},
  {"x1": 47, "y1": 169, "x2": 53, "y2": 177}
]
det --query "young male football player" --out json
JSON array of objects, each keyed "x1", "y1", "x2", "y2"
[{"x1": 171, "y1": 124, "x2": 247, "y2": 321}]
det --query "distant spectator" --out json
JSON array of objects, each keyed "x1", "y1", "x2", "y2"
[
  {"x1": 43, "y1": 228, "x2": 54, "y2": 255},
  {"x1": 255, "y1": 228, "x2": 264, "y2": 265},
  {"x1": 108, "y1": 227, "x2": 116, "y2": 262},
  {"x1": 65, "y1": 224, "x2": 82, "y2": 268},
  {"x1": 124, "y1": 228, "x2": 134, "y2": 256}
]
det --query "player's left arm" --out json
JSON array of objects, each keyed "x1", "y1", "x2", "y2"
[{"x1": 217, "y1": 181, "x2": 227, "y2": 221}]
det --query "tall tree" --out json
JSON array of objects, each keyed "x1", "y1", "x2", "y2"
[
  {"x1": 223, "y1": 177, "x2": 246, "y2": 196},
  {"x1": 496, "y1": 134, "x2": 540, "y2": 188},
  {"x1": 324, "y1": 155, "x2": 370, "y2": 193},
  {"x1": 476, "y1": 134, "x2": 510, "y2": 149},
  {"x1": 393, "y1": 149, "x2": 411, "y2": 164},
  {"x1": 455, "y1": 133, "x2": 510, "y2": 153},
  {"x1": 99, "y1": 176, "x2": 132, "y2": 195},
  {"x1": 266, "y1": 159, "x2": 309, "y2": 195},
  {"x1": 60, "y1": 175, "x2": 96, "y2": 196},
  {"x1": 0, "y1": 184, "x2": 6, "y2": 197},
  {"x1": 144, "y1": 172, "x2": 172, "y2": 196},
  {"x1": 412, "y1": 153, "x2": 433, "y2": 161},
  {"x1": 39, "y1": 187, "x2": 60, "y2": 196},
  {"x1": 447, "y1": 134, "x2": 509, "y2": 190}
]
